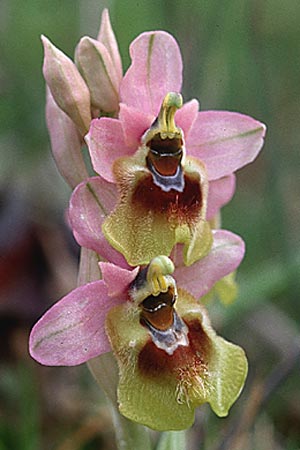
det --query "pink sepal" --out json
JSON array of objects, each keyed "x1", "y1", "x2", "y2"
[
  {"x1": 29, "y1": 281, "x2": 122, "y2": 366},
  {"x1": 120, "y1": 31, "x2": 182, "y2": 116},
  {"x1": 119, "y1": 103, "x2": 153, "y2": 148},
  {"x1": 187, "y1": 110, "x2": 266, "y2": 180}
]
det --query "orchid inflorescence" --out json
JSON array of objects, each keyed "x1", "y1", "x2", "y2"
[{"x1": 29, "y1": 9, "x2": 266, "y2": 431}]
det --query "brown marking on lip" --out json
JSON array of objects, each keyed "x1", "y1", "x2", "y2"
[
  {"x1": 138, "y1": 319, "x2": 211, "y2": 379},
  {"x1": 131, "y1": 173, "x2": 202, "y2": 225}
]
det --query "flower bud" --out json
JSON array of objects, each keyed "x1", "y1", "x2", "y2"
[
  {"x1": 42, "y1": 35, "x2": 91, "y2": 136},
  {"x1": 46, "y1": 88, "x2": 89, "y2": 188},
  {"x1": 97, "y1": 9, "x2": 122, "y2": 82},
  {"x1": 75, "y1": 37, "x2": 120, "y2": 113}
]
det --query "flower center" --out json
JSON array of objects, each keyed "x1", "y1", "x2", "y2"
[
  {"x1": 140, "y1": 286, "x2": 176, "y2": 331},
  {"x1": 142, "y1": 92, "x2": 185, "y2": 192},
  {"x1": 147, "y1": 136, "x2": 183, "y2": 177},
  {"x1": 129, "y1": 256, "x2": 189, "y2": 355},
  {"x1": 140, "y1": 308, "x2": 189, "y2": 356}
]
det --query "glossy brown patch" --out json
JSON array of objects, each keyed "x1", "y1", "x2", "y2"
[
  {"x1": 138, "y1": 319, "x2": 211, "y2": 379},
  {"x1": 140, "y1": 287, "x2": 176, "y2": 331},
  {"x1": 147, "y1": 136, "x2": 183, "y2": 176},
  {"x1": 132, "y1": 173, "x2": 202, "y2": 225},
  {"x1": 147, "y1": 153, "x2": 181, "y2": 176},
  {"x1": 140, "y1": 305, "x2": 174, "y2": 331}
]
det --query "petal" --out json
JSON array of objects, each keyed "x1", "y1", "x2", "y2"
[
  {"x1": 119, "y1": 103, "x2": 153, "y2": 148},
  {"x1": 102, "y1": 177, "x2": 176, "y2": 267},
  {"x1": 175, "y1": 293, "x2": 248, "y2": 417},
  {"x1": 175, "y1": 99, "x2": 199, "y2": 138},
  {"x1": 75, "y1": 37, "x2": 120, "y2": 112},
  {"x1": 173, "y1": 229, "x2": 245, "y2": 299},
  {"x1": 206, "y1": 174, "x2": 236, "y2": 221},
  {"x1": 29, "y1": 281, "x2": 122, "y2": 366},
  {"x1": 69, "y1": 177, "x2": 128, "y2": 267},
  {"x1": 186, "y1": 111, "x2": 266, "y2": 180},
  {"x1": 205, "y1": 333, "x2": 248, "y2": 417},
  {"x1": 106, "y1": 289, "x2": 247, "y2": 430},
  {"x1": 45, "y1": 88, "x2": 89, "y2": 188},
  {"x1": 42, "y1": 35, "x2": 91, "y2": 136},
  {"x1": 106, "y1": 301, "x2": 195, "y2": 430},
  {"x1": 86, "y1": 117, "x2": 133, "y2": 182},
  {"x1": 120, "y1": 31, "x2": 182, "y2": 116},
  {"x1": 100, "y1": 262, "x2": 139, "y2": 297},
  {"x1": 103, "y1": 155, "x2": 211, "y2": 267},
  {"x1": 179, "y1": 220, "x2": 213, "y2": 267},
  {"x1": 97, "y1": 9, "x2": 123, "y2": 82},
  {"x1": 177, "y1": 157, "x2": 212, "y2": 266}
]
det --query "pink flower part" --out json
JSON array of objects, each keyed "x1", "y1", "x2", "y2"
[
  {"x1": 186, "y1": 111, "x2": 266, "y2": 180},
  {"x1": 120, "y1": 31, "x2": 183, "y2": 116},
  {"x1": 173, "y1": 229, "x2": 245, "y2": 299},
  {"x1": 46, "y1": 88, "x2": 89, "y2": 188},
  {"x1": 75, "y1": 37, "x2": 120, "y2": 112},
  {"x1": 29, "y1": 260, "x2": 139, "y2": 366},
  {"x1": 97, "y1": 9, "x2": 123, "y2": 82},
  {"x1": 99, "y1": 262, "x2": 139, "y2": 297},
  {"x1": 29, "y1": 281, "x2": 117, "y2": 366},
  {"x1": 86, "y1": 118, "x2": 134, "y2": 183},
  {"x1": 206, "y1": 175, "x2": 236, "y2": 221},
  {"x1": 87, "y1": 99, "x2": 200, "y2": 184},
  {"x1": 87, "y1": 30, "x2": 266, "y2": 187},
  {"x1": 174, "y1": 99, "x2": 199, "y2": 137},
  {"x1": 68, "y1": 177, "x2": 128, "y2": 267},
  {"x1": 119, "y1": 103, "x2": 153, "y2": 149},
  {"x1": 42, "y1": 35, "x2": 91, "y2": 136}
]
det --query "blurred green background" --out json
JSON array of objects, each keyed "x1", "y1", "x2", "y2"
[{"x1": 1, "y1": 0, "x2": 300, "y2": 449}]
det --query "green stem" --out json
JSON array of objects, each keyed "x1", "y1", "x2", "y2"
[
  {"x1": 87, "y1": 353, "x2": 119, "y2": 405},
  {"x1": 111, "y1": 407, "x2": 153, "y2": 450},
  {"x1": 156, "y1": 430, "x2": 187, "y2": 450}
]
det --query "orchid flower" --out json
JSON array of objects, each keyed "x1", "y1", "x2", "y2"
[
  {"x1": 29, "y1": 246, "x2": 246, "y2": 430},
  {"x1": 86, "y1": 31, "x2": 266, "y2": 267},
  {"x1": 41, "y1": 10, "x2": 265, "y2": 269}
]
